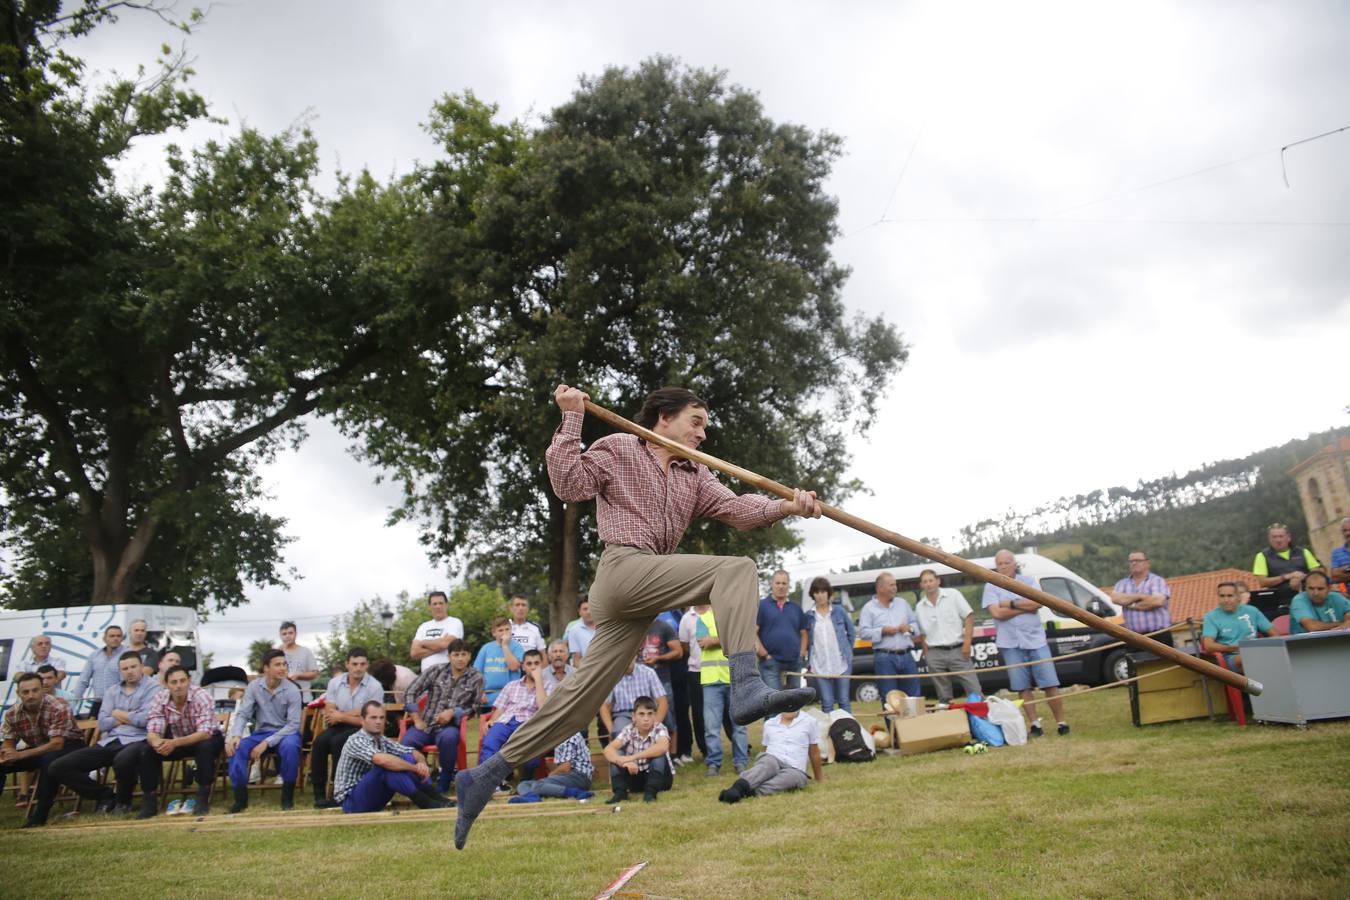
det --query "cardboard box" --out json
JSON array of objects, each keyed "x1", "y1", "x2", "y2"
[{"x1": 895, "y1": 708, "x2": 971, "y2": 755}]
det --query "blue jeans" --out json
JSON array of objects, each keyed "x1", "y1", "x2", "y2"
[
  {"x1": 701, "y1": 683, "x2": 748, "y2": 770},
  {"x1": 516, "y1": 769, "x2": 592, "y2": 798},
  {"x1": 228, "y1": 731, "x2": 301, "y2": 787},
  {"x1": 402, "y1": 723, "x2": 461, "y2": 789},
  {"x1": 759, "y1": 657, "x2": 802, "y2": 690},
  {"x1": 810, "y1": 671, "x2": 852, "y2": 713},
  {"x1": 341, "y1": 753, "x2": 432, "y2": 813},
  {"x1": 873, "y1": 650, "x2": 920, "y2": 698}
]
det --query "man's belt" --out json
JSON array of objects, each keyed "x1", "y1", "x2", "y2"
[{"x1": 928, "y1": 643, "x2": 962, "y2": 650}]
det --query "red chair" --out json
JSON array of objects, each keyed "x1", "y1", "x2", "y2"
[
  {"x1": 1271, "y1": 614, "x2": 1291, "y2": 636},
  {"x1": 1202, "y1": 648, "x2": 1246, "y2": 726}
]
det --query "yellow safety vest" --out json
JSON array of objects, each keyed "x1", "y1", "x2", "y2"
[{"x1": 699, "y1": 609, "x2": 730, "y2": 685}]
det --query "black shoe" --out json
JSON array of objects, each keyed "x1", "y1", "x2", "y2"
[
  {"x1": 194, "y1": 787, "x2": 212, "y2": 817},
  {"x1": 20, "y1": 819, "x2": 47, "y2": 829},
  {"x1": 137, "y1": 792, "x2": 158, "y2": 819},
  {"x1": 719, "y1": 778, "x2": 752, "y2": 804},
  {"x1": 111, "y1": 803, "x2": 132, "y2": 816},
  {"x1": 604, "y1": 791, "x2": 629, "y2": 805},
  {"x1": 280, "y1": 783, "x2": 296, "y2": 810},
  {"x1": 1029, "y1": 722, "x2": 1044, "y2": 738},
  {"x1": 229, "y1": 786, "x2": 249, "y2": 814},
  {"x1": 314, "y1": 798, "x2": 339, "y2": 809},
  {"x1": 1057, "y1": 722, "x2": 1071, "y2": 736},
  {"x1": 94, "y1": 790, "x2": 117, "y2": 815}
]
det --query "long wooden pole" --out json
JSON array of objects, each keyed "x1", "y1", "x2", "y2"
[{"x1": 582, "y1": 399, "x2": 1263, "y2": 696}]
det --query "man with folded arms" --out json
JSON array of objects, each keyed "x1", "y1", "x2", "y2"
[
  {"x1": 136, "y1": 664, "x2": 224, "y2": 817},
  {"x1": 333, "y1": 701, "x2": 451, "y2": 813},
  {"x1": 1, "y1": 672, "x2": 85, "y2": 828},
  {"x1": 403, "y1": 638, "x2": 483, "y2": 796},
  {"x1": 311, "y1": 646, "x2": 385, "y2": 808},
  {"x1": 226, "y1": 649, "x2": 302, "y2": 812}
]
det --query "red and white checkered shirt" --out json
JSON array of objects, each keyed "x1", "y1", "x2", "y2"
[
  {"x1": 0, "y1": 694, "x2": 82, "y2": 745},
  {"x1": 614, "y1": 721, "x2": 671, "y2": 773},
  {"x1": 492, "y1": 678, "x2": 552, "y2": 726},
  {"x1": 145, "y1": 685, "x2": 219, "y2": 739},
  {"x1": 545, "y1": 410, "x2": 784, "y2": 554}
]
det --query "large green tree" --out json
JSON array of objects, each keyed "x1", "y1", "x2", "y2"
[
  {"x1": 0, "y1": 4, "x2": 461, "y2": 611},
  {"x1": 350, "y1": 59, "x2": 908, "y2": 634}
]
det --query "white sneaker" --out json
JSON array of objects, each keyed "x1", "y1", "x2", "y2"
[
  {"x1": 676, "y1": 755, "x2": 694, "y2": 766},
  {"x1": 182, "y1": 798, "x2": 196, "y2": 815},
  {"x1": 165, "y1": 799, "x2": 184, "y2": 816},
  {"x1": 248, "y1": 762, "x2": 261, "y2": 784}
]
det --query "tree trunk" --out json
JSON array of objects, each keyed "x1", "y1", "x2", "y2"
[
  {"x1": 87, "y1": 511, "x2": 159, "y2": 605},
  {"x1": 550, "y1": 502, "x2": 581, "y2": 637}
]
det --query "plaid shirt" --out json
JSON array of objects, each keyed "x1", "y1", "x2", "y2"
[
  {"x1": 546, "y1": 411, "x2": 784, "y2": 555},
  {"x1": 146, "y1": 686, "x2": 219, "y2": 739},
  {"x1": 553, "y1": 732, "x2": 593, "y2": 780},
  {"x1": 1113, "y1": 572, "x2": 1172, "y2": 633},
  {"x1": 605, "y1": 664, "x2": 665, "y2": 716},
  {"x1": 404, "y1": 665, "x2": 483, "y2": 722},
  {"x1": 613, "y1": 722, "x2": 670, "y2": 773},
  {"x1": 1, "y1": 695, "x2": 83, "y2": 746},
  {"x1": 492, "y1": 677, "x2": 551, "y2": 726},
  {"x1": 333, "y1": 730, "x2": 415, "y2": 802}
]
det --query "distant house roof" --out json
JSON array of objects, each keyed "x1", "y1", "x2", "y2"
[
  {"x1": 1289, "y1": 436, "x2": 1350, "y2": 476},
  {"x1": 1102, "y1": 567, "x2": 1260, "y2": 623}
]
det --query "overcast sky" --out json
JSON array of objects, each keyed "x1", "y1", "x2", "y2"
[{"x1": 75, "y1": 1, "x2": 1350, "y2": 667}]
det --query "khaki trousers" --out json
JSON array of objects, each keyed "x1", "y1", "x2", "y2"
[{"x1": 499, "y1": 546, "x2": 758, "y2": 767}]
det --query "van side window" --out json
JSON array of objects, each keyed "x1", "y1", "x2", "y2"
[
  {"x1": 1067, "y1": 582, "x2": 1098, "y2": 609},
  {"x1": 0, "y1": 638, "x2": 13, "y2": 681},
  {"x1": 1040, "y1": 577, "x2": 1075, "y2": 605}
]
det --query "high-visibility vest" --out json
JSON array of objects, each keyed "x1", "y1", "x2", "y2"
[{"x1": 698, "y1": 609, "x2": 730, "y2": 685}]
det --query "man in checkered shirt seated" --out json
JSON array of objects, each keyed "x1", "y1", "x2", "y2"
[
  {"x1": 512, "y1": 731, "x2": 594, "y2": 802},
  {"x1": 332, "y1": 701, "x2": 453, "y2": 813}
]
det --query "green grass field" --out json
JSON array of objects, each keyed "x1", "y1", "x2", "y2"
[{"x1": 3, "y1": 690, "x2": 1348, "y2": 899}]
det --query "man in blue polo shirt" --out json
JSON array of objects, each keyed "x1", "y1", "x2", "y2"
[
  {"x1": 756, "y1": 570, "x2": 806, "y2": 690},
  {"x1": 1288, "y1": 572, "x2": 1350, "y2": 635}
]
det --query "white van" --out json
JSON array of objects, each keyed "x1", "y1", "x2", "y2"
[{"x1": 0, "y1": 603, "x2": 202, "y2": 712}]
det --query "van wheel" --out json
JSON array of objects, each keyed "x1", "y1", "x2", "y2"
[
  {"x1": 854, "y1": 682, "x2": 879, "y2": 704},
  {"x1": 1105, "y1": 650, "x2": 1132, "y2": 683}
]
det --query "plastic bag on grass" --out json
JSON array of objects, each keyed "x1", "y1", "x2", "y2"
[{"x1": 986, "y1": 696, "x2": 1027, "y2": 746}]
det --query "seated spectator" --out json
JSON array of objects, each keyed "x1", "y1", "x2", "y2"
[
  {"x1": 332, "y1": 701, "x2": 452, "y2": 813},
  {"x1": 1288, "y1": 572, "x2": 1350, "y2": 634},
  {"x1": 154, "y1": 650, "x2": 182, "y2": 687},
  {"x1": 403, "y1": 639, "x2": 483, "y2": 795},
  {"x1": 1236, "y1": 583, "x2": 1253, "y2": 606},
  {"x1": 474, "y1": 617, "x2": 525, "y2": 709},
  {"x1": 479, "y1": 650, "x2": 550, "y2": 767},
  {"x1": 36, "y1": 665, "x2": 76, "y2": 703},
  {"x1": 136, "y1": 665, "x2": 225, "y2": 818},
  {"x1": 21, "y1": 635, "x2": 68, "y2": 682},
  {"x1": 600, "y1": 656, "x2": 667, "y2": 737},
  {"x1": 603, "y1": 696, "x2": 672, "y2": 803},
  {"x1": 513, "y1": 732, "x2": 594, "y2": 802},
  {"x1": 48, "y1": 651, "x2": 159, "y2": 816},
  {"x1": 1, "y1": 672, "x2": 85, "y2": 828},
  {"x1": 1202, "y1": 582, "x2": 1279, "y2": 672},
  {"x1": 718, "y1": 708, "x2": 824, "y2": 804},
  {"x1": 541, "y1": 640, "x2": 574, "y2": 691},
  {"x1": 225, "y1": 649, "x2": 302, "y2": 812},
  {"x1": 311, "y1": 646, "x2": 385, "y2": 808}
]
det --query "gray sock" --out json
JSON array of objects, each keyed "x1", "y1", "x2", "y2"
[
  {"x1": 454, "y1": 754, "x2": 512, "y2": 850},
  {"x1": 728, "y1": 652, "x2": 816, "y2": 726}
]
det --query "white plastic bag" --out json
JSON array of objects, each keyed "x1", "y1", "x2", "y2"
[{"x1": 986, "y1": 696, "x2": 1027, "y2": 746}]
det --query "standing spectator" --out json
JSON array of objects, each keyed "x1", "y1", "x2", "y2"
[
  {"x1": 479, "y1": 650, "x2": 550, "y2": 768},
  {"x1": 1, "y1": 672, "x2": 85, "y2": 828},
  {"x1": 803, "y1": 576, "x2": 856, "y2": 713},
  {"x1": 679, "y1": 604, "x2": 709, "y2": 763},
  {"x1": 601, "y1": 656, "x2": 668, "y2": 736},
  {"x1": 48, "y1": 652, "x2": 159, "y2": 815},
  {"x1": 410, "y1": 590, "x2": 466, "y2": 672},
  {"x1": 310, "y1": 646, "x2": 385, "y2": 808},
  {"x1": 1288, "y1": 572, "x2": 1350, "y2": 634},
  {"x1": 1329, "y1": 517, "x2": 1350, "y2": 592},
  {"x1": 126, "y1": 619, "x2": 160, "y2": 676},
  {"x1": 403, "y1": 639, "x2": 483, "y2": 795},
  {"x1": 21, "y1": 635, "x2": 68, "y2": 682},
  {"x1": 981, "y1": 550, "x2": 1068, "y2": 738},
  {"x1": 72, "y1": 624, "x2": 126, "y2": 718},
  {"x1": 1252, "y1": 523, "x2": 1322, "y2": 607},
  {"x1": 333, "y1": 702, "x2": 451, "y2": 813},
  {"x1": 154, "y1": 650, "x2": 183, "y2": 688},
  {"x1": 136, "y1": 665, "x2": 224, "y2": 818},
  {"x1": 756, "y1": 569, "x2": 806, "y2": 690},
  {"x1": 718, "y1": 708, "x2": 824, "y2": 804},
  {"x1": 566, "y1": 599, "x2": 597, "y2": 668},
  {"x1": 1202, "y1": 582, "x2": 1279, "y2": 671},
  {"x1": 640, "y1": 615, "x2": 682, "y2": 739},
  {"x1": 225, "y1": 649, "x2": 303, "y2": 812},
  {"x1": 513, "y1": 732, "x2": 594, "y2": 802},
  {"x1": 278, "y1": 621, "x2": 320, "y2": 701},
  {"x1": 914, "y1": 570, "x2": 981, "y2": 702},
  {"x1": 541, "y1": 640, "x2": 574, "y2": 691},
  {"x1": 696, "y1": 607, "x2": 749, "y2": 777},
  {"x1": 603, "y1": 697, "x2": 673, "y2": 804},
  {"x1": 858, "y1": 572, "x2": 922, "y2": 698},
  {"x1": 1110, "y1": 551, "x2": 1174, "y2": 645},
  {"x1": 658, "y1": 608, "x2": 693, "y2": 767},
  {"x1": 474, "y1": 617, "x2": 526, "y2": 708},
  {"x1": 508, "y1": 595, "x2": 548, "y2": 653}
]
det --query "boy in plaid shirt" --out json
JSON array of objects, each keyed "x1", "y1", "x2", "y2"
[{"x1": 602, "y1": 696, "x2": 672, "y2": 803}]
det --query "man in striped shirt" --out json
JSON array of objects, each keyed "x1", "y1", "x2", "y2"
[
  {"x1": 1110, "y1": 551, "x2": 1173, "y2": 646},
  {"x1": 455, "y1": 385, "x2": 820, "y2": 848},
  {"x1": 136, "y1": 665, "x2": 224, "y2": 818},
  {"x1": 333, "y1": 701, "x2": 451, "y2": 813}
]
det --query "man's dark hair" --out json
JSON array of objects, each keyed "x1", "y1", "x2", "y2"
[
  {"x1": 279, "y1": 621, "x2": 297, "y2": 632},
  {"x1": 163, "y1": 665, "x2": 189, "y2": 681},
  {"x1": 118, "y1": 650, "x2": 142, "y2": 664},
  {"x1": 104, "y1": 625, "x2": 123, "y2": 635},
  {"x1": 523, "y1": 649, "x2": 544, "y2": 663},
  {"x1": 634, "y1": 695, "x2": 658, "y2": 712},
  {"x1": 360, "y1": 699, "x2": 384, "y2": 717},
  {"x1": 35, "y1": 664, "x2": 57, "y2": 676},
  {"x1": 15, "y1": 672, "x2": 41, "y2": 688},
  {"x1": 1305, "y1": 571, "x2": 1331, "y2": 587},
  {"x1": 261, "y1": 648, "x2": 286, "y2": 668},
  {"x1": 347, "y1": 646, "x2": 370, "y2": 661},
  {"x1": 446, "y1": 638, "x2": 467, "y2": 655},
  {"x1": 1216, "y1": 581, "x2": 1239, "y2": 594},
  {"x1": 635, "y1": 387, "x2": 706, "y2": 430},
  {"x1": 428, "y1": 590, "x2": 448, "y2": 604},
  {"x1": 368, "y1": 658, "x2": 396, "y2": 691}
]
